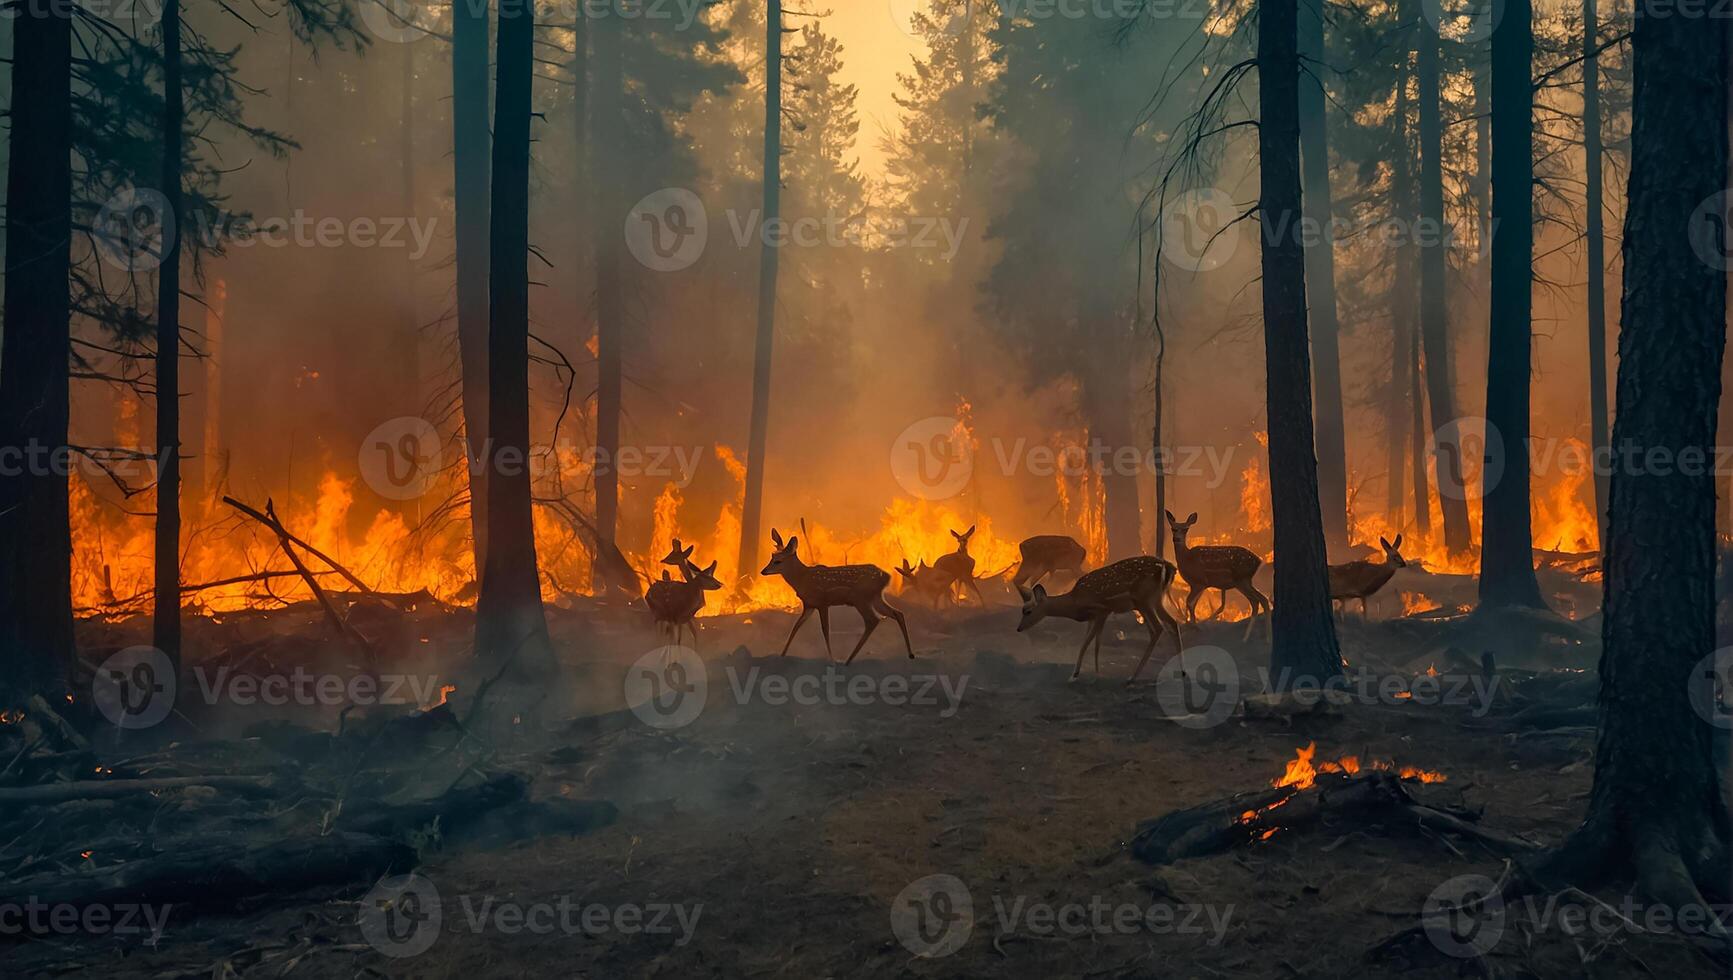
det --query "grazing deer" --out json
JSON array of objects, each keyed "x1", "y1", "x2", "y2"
[
  {"x1": 645, "y1": 541, "x2": 721, "y2": 648},
  {"x1": 1329, "y1": 535, "x2": 1406, "y2": 617},
  {"x1": 1011, "y1": 534, "x2": 1088, "y2": 589},
  {"x1": 762, "y1": 528, "x2": 913, "y2": 664},
  {"x1": 932, "y1": 525, "x2": 987, "y2": 606},
  {"x1": 895, "y1": 558, "x2": 954, "y2": 609},
  {"x1": 1015, "y1": 556, "x2": 1184, "y2": 684},
  {"x1": 1166, "y1": 510, "x2": 1270, "y2": 623}
]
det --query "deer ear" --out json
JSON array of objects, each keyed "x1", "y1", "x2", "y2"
[
  {"x1": 680, "y1": 543, "x2": 694, "y2": 560},
  {"x1": 1016, "y1": 583, "x2": 1031, "y2": 601},
  {"x1": 1165, "y1": 509, "x2": 1177, "y2": 524},
  {"x1": 1393, "y1": 534, "x2": 1403, "y2": 549},
  {"x1": 704, "y1": 560, "x2": 717, "y2": 574},
  {"x1": 787, "y1": 535, "x2": 798, "y2": 552},
  {"x1": 771, "y1": 528, "x2": 783, "y2": 548},
  {"x1": 661, "y1": 570, "x2": 672, "y2": 581},
  {"x1": 965, "y1": 524, "x2": 976, "y2": 537},
  {"x1": 1186, "y1": 512, "x2": 1198, "y2": 524},
  {"x1": 1380, "y1": 536, "x2": 1391, "y2": 550},
  {"x1": 1032, "y1": 584, "x2": 1048, "y2": 602}
]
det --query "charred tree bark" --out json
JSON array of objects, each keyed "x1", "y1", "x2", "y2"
[
  {"x1": 0, "y1": 0, "x2": 74, "y2": 705},
  {"x1": 1529, "y1": 7, "x2": 1730, "y2": 906},
  {"x1": 1583, "y1": 0, "x2": 1610, "y2": 543},
  {"x1": 1298, "y1": 0, "x2": 1347, "y2": 557},
  {"x1": 1418, "y1": 17, "x2": 1471, "y2": 554},
  {"x1": 1409, "y1": 312, "x2": 1432, "y2": 535},
  {"x1": 153, "y1": 0, "x2": 185, "y2": 671},
  {"x1": 1089, "y1": 358, "x2": 1141, "y2": 561},
  {"x1": 453, "y1": 0, "x2": 493, "y2": 572},
  {"x1": 591, "y1": 10, "x2": 623, "y2": 552},
  {"x1": 736, "y1": 0, "x2": 784, "y2": 582},
  {"x1": 1479, "y1": 0, "x2": 1546, "y2": 608},
  {"x1": 474, "y1": 0, "x2": 554, "y2": 677},
  {"x1": 398, "y1": 38, "x2": 421, "y2": 417},
  {"x1": 1260, "y1": 0, "x2": 1343, "y2": 685}
]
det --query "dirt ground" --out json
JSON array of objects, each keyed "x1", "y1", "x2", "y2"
[{"x1": 10, "y1": 585, "x2": 1729, "y2": 979}]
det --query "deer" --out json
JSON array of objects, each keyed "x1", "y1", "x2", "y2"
[
  {"x1": 895, "y1": 558, "x2": 954, "y2": 610},
  {"x1": 1011, "y1": 534, "x2": 1088, "y2": 589},
  {"x1": 1165, "y1": 510, "x2": 1270, "y2": 624},
  {"x1": 1328, "y1": 535, "x2": 1406, "y2": 617},
  {"x1": 761, "y1": 528, "x2": 913, "y2": 664},
  {"x1": 644, "y1": 539, "x2": 721, "y2": 648},
  {"x1": 1015, "y1": 556, "x2": 1184, "y2": 685},
  {"x1": 932, "y1": 525, "x2": 988, "y2": 606}
]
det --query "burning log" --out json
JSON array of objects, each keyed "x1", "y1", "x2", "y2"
[{"x1": 1130, "y1": 743, "x2": 1539, "y2": 866}]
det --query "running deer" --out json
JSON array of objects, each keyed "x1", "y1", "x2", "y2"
[
  {"x1": 645, "y1": 539, "x2": 721, "y2": 648},
  {"x1": 1011, "y1": 534, "x2": 1088, "y2": 588},
  {"x1": 1328, "y1": 535, "x2": 1406, "y2": 617},
  {"x1": 932, "y1": 525, "x2": 987, "y2": 606},
  {"x1": 1015, "y1": 556, "x2": 1184, "y2": 684},
  {"x1": 896, "y1": 558, "x2": 954, "y2": 609},
  {"x1": 762, "y1": 528, "x2": 914, "y2": 664},
  {"x1": 1165, "y1": 510, "x2": 1270, "y2": 623}
]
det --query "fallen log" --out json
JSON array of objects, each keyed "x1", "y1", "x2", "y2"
[
  {"x1": 1130, "y1": 770, "x2": 1540, "y2": 866},
  {"x1": 223, "y1": 496, "x2": 378, "y2": 668},
  {"x1": 0, "y1": 830, "x2": 414, "y2": 916},
  {"x1": 0, "y1": 773, "x2": 291, "y2": 806}
]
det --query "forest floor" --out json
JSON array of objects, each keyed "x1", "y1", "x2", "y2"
[{"x1": 9, "y1": 566, "x2": 1728, "y2": 979}]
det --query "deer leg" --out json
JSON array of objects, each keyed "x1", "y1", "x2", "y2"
[
  {"x1": 966, "y1": 575, "x2": 988, "y2": 608},
  {"x1": 844, "y1": 603, "x2": 882, "y2": 665},
  {"x1": 1092, "y1": 625, "x2": 1102, "y2": 675},
  {"x1": 1185, "y1": 587, "x2": 1203, "y2": 624},
  {"x1": 818, "y1": 607, "x2": 834, "y2": 662},
  {"x1": 872, "y1": 595, "x2": 914, "y2": 659},
  {"x1": 1071, "y1": 618, "x2": 1105, "y2": 681},
  {"x1": 779, "y1": 607, "x2": 814, "y2": 657},
  {"x1": 1128, "y1": 597, "x2": 1166, "y2": 685}
]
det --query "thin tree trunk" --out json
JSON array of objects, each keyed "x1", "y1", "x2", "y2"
[
  {"x1": 1532, "y1": 3, "x2": 1729, "y2": 903},
  {"x1": 1388, "y1": 36, "x2": 1413, "y2": 529},
  {"x1": 1583, "y1": 0, "x2": 1609, "y2": 543},
  {"x1": 1152, "y1": 326, "x2": 1168, "y2": 560},
  {"x1": 1298, "y1": 0, "x2": 1347, "y2": 557},
  {"x1": 1090, "y1": 357, "x2": 1141, "y2": 561},
  {"x1": 399, "y1": 37, "x2": 421, "y2": 419},
  {"x1": 1409, "y1": 311, "x2": 1433, "y2": 536},
  {"x1": 591, "y1": 9, "x2": 623, "y2": 557},
  {"x1": 453, "y1": 0, "x2": 492, "y2": 572},
  {"x1": 1260, "y1": 0, "x2": 1342, "y2": 686},
  {"x1": 473, "y1": 0, "x2": 553, "y2": 676},
  {"x1": 153, "y1": 0, "x2": 185, "y2": 671},
  {"x1": 1418, "y1": 17, "x2": 1472, "y2": 554},
  {"x1": 737, "y1": 0, "x2": 783, "y2": 582},
  {"x1": 0, "y1": 0, "x2": 75, "y2": 705},
  {"x1": 1479, "y1": 0, "x2": 1546, "y2": 608}
]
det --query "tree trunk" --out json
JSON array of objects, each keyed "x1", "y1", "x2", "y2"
[
  {"x1": 153, "y1": 0, "x2": 185, "y2": 671},
  {"x1": 1386, "y1": 40, "x2": 1412, "y2": 527},
  {"x1": 736, "y1": 0, "x2": 783, "y2": 582},
  {"x1": 1409, "y1": 311, "x2": 1432, "y2": 536},
  {"x1": 1532, "y1": 6, "x2": 1729, "y2": 904},
  {"x1": 473, "y1": 0, "x2": 554, "y2": 676},
  {"x1": 0, "y1": 0, "x2": 74, "y2": 705},
  {"x1": 1089, "y1": 358, "x2": 1141, "y2": 561},
  {"x1": 1260, "y1": 0, "x2": 1342, "y2": 686},
  {"x1": 1418, "y1": 18, "x2": 1472, "y2": 554},
  {"x1": 1583, "y1": 0, "x2": 1609, "y2": 543},
  {"x1": 591, "y1": 10, "x2": 623, "y2": 554},
  {"x1": 1479, "y1": 0, "x2": 1546, "y2": 608},
  {"x1": 1297, "y1": 0, "x2": 1347, "y2": 557},
  {"x1": 399, "y1": 37, "x2": 421, "y2": 420},
  {"x1": 453, "y1": 0, "x2": 492, "y2": 572}
]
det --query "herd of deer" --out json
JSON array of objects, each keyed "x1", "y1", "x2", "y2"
[{"x1": 643, "y1": 516, "x2": 1410, "y2": 684}]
